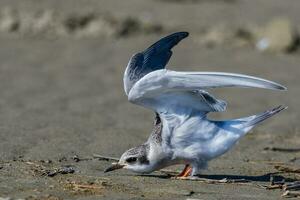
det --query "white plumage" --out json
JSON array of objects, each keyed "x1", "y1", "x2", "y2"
[{"x1": 104, "y1": 32, "x2": 287, "y2": 177}]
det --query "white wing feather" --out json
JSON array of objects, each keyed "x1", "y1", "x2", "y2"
[
  {"x1": 129, "y1": 69, "x2": 286, "y2": 102},
  {"x1": 127, "y1": 69, "x2": 286, "y2": 116}
]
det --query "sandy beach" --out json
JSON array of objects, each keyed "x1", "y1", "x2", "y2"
[{"x1": 0, "y1": 0, "x2": 300, "y2": 199}]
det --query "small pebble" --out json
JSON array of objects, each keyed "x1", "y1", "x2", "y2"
[
  {"x1": 59, "y1": 166, "x2": 75, "y2": 174},
  {"x1": 58, "y1": 156, "x2": 67, "y2": 162},
  {"x1": 46, "y1": 166, "x2": 75, "y2": 177},
  {"x1": 72, "y1": 155, "x2": 80, "y2": 162},
  {"x1": 184, "y1": 191, "x2": 195, "y2": 196}
]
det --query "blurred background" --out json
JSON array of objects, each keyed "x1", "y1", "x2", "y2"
[{"x1": 0, "y1": 0, "x2": 299, "y2": 199}]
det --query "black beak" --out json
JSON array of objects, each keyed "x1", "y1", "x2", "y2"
[{"x1": 104, "y1": 163, "x2": 125, "y2": 173}]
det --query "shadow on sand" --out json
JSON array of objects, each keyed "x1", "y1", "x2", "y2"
[{"x1": 138, "y1": 172, "x2": 296, "y2": 182}]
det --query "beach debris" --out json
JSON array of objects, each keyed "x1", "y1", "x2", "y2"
[
  {"x1": 283, "y1": 181, "x2": 300, "y2": 191},
  {"x1": 198, "y1": 24, "x2": 232, "y2": 47},
  {"x1": 92, "y1": 154, "x2": 119, "y2": 162},
  {"x1": 254, "y1": 17, "x2": 299, "y2": 53},
  {"x1": 274, "y1": 164, "x2": 300, "y2": 173},
  {"x1": 281, "y1": 182, "x2": 300, "y2": 198},
  {"x1": 168, "y1": 189, "x2": 195, "y2": 196},
  {"x1": 163, "y1": 166, "x2": 298, "y2": 199},
  {"x1": 72, "y1": 155, "x2": 81, "y2": 162},
  {"x1": 58, "y1": 156, "x2": 68, "y2": 162},
  {"x1": 0, "y1": 197, "x2": 12, "y2": 200},
  {"x1": 45, "y1": 166, "x2": 75, "y2": 177},
  {"x1": 261, "y1": 174, "x2": 300, "y2": 198},
  {"x1": 40, "y1": 159, "x2": 52, "y2": 164},
  {"x1": 66, "y1": 182, "x2": 103, "y2": 192},
  {"x1": 264, "y1": 146, "x2": 300, "y2": 153},
  {"x1": 266, "y1": 184, "x2": 283, "y2": 190},
  {"x1": 197, "y1": 24, "x2": 252, "y2": 48},
  {"x1": 196, "y1": 17, "x2": 300, "y2": 53},
  {"x1": 115, "y1": 17, "x2": 162, "y2": 37},
  {"x1": 0, "y1": 7, "x2": 163, "y2": 39},
  {"x1": 282, "y1": 190, "x2": 300, "y2": 198},
  {"x1": 61, "y1": 12, "x2": 116, "y2": 38},
  {"x1": 264, "y1": 175, "x2": 285, "y2": 190},
  {"x1": 24, "y1": 160, "x2": 76, "y2": 178},
  {"x1": 162, "y1": 169, "x2": 292, "y2": 191},
  {"x1": 62, "y1": 179, "x2": 108, "y2": 195},
  {"x1": 184, "y1": 191, "x2": 195, "y2": 196},
  {"x1": 71, "y1": 155, "x2": 94, "y2": 162}
]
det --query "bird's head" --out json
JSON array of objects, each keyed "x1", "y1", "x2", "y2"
[{"x1": 104, "y1": 144, "x2": 156, "y2": 174}]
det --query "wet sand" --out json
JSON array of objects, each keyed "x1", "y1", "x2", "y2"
[{"x1": 0, "y1": 0, "x2": 300, "y2": 199}]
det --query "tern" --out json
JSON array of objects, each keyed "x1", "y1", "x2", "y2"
[{"x1": 104, "y1": 32, "x2": 287, "y2": 178}]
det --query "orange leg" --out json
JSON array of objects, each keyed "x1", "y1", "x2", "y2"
[{"x1": 177, "y1": 164, "x2": 192, "y2": 178}]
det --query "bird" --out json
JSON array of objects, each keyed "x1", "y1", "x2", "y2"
[{"x1": 104, "y1": 32, "x2": 287, "y2": 178}]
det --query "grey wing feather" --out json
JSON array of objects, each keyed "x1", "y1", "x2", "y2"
[
  {"x1": 193, "y1": 90, "x2": 227, "y2": 112},
  {"x1": 128, "y1": 69, "x2": 286, "y2": 114},
  {"x1": 129, "y1": 69, "x2": 286, "y2": 101},
  {"x1": 123, "y1": 32, "x2": 189, "y2": 95}
]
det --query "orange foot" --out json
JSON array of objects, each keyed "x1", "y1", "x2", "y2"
[{"x1": 177, "y1": 164, "x2": 192, "y2": 178}]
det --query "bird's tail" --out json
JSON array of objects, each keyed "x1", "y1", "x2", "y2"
[{"x1": 233, "y1": 105, "x2": 287, "y2": 132}]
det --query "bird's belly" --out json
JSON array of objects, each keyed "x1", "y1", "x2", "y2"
[{"x1": 170, "y1": 117, "x2": 239, "y2": 161}]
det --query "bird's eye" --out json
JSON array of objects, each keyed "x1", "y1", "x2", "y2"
[{"x1": 126, "y1": 157, "x2": 137, "y2": 163}]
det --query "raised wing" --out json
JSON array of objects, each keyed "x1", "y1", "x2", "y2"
[
  {"x1": 123, "y1": 32, "x2": 189, "y2": 95},
  {"x1": 129, "y1": 69, "x2": 286, "y2": 101},
  {"x1": 128, "y1": 69, "x2": 286, "y2": 114}
]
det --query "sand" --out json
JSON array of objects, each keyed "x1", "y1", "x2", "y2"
[{"x1": 0, "y1": 0, "x2": 300, "y2": 199}]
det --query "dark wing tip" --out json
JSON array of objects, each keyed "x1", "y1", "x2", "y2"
[
  {"x1": 164, "y1": 31, "x2": 189, "y2": 45},
  {"x1": 145, "y1": 31, "x2": 189, "y2": 53},
  {"x1": 170, "y1": 31, "x2": 189, "y2": 38},
  {"x1": 176, "y1": 31, "x2": 189, "y2": 38},
  {"x1": 271, "y1": 83, "x2": 287, "y2": 91},
  {"x1": 277, "y1": 85, "x2": 287, "y2": 91}
]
